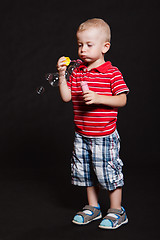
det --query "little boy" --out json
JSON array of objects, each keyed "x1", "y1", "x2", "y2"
[{"x1": 57, "y1": 18, "x2": 129, "y2": 229}]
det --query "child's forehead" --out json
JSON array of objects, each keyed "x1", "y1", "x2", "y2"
[{"x1": 77, "y1": 27, "x2": 103, "y2": 40}]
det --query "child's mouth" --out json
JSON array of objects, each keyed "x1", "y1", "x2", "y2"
[{"x1": 81, "y1": 55, "x2": 89, "y2": 61}]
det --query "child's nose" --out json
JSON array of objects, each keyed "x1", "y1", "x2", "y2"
[{"x1": 81, "y1": 45, "x2": 87, "y2": 52}]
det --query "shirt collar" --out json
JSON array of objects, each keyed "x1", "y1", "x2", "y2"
[{"x1": 79, "y1": 61, "x2": 112, "y2": 73}]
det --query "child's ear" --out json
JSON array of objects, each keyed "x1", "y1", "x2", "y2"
[{"x1": 102, "y1": 42, "x2": 110, "y2": 54}]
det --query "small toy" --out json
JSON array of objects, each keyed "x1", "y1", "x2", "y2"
[
  {"x1": 63, "y1": 57, "x2": 71, "y2": 66},
  {"x1": 81, "y1": 81, "x2": 89, "y2": 93}
]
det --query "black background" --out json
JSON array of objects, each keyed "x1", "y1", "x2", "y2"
[{"x1": 0, "y1": 0, "x2": 159, "y2": 239}]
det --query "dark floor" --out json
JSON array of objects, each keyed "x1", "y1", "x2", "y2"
[{"x1": 0, "y1": 166, "x2": 159, "y2": 240}]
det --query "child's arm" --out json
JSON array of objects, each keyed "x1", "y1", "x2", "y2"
[
  {"x1": 83, "y1": 91, "x2": 127, "y2": 108},
  {"x1": 57, "y1": 56, "x2": 72, "y2": 102}
]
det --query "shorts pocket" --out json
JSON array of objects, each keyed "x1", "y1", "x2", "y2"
[{"x1": 107, "y1": 158, "x2": 123, "y2": 183}]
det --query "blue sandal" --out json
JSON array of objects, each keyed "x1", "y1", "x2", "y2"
[
  {"x1": 99, "y1": 207, "x2": 128, "y2": 229},
  {"x1": 72, "y1": 204, "x2": 102, "y2": 225}
]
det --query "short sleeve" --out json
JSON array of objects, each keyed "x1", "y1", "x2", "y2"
[{"x1": 110, "y1": 68, "x2": 129, "y2": 95}]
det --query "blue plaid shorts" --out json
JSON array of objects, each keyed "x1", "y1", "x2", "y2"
[{"x1": 71, "y1": 130, "x2": 124, "y2": 191}]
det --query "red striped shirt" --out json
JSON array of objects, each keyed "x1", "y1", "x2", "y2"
[{"x1": 67, "y1": 61, "x2": 129, "y2": 137}]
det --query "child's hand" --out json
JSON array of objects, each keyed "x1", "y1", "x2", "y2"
[
  {"x1": 57, "y1": 56, "x2": 67, "y2": 77},
  {"x1": 83, "y1": 91, "x2": 100, "y2": 105}
]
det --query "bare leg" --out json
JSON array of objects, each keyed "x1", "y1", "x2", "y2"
[
  {"x1": 108, "y1": 187, "x2": 122, "y2": 210},
  {"x1": 87, "y1": 186, "x2": 99, "y2": 207}
]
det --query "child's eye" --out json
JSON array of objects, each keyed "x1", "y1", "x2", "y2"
[
  {"x1": 88, "y1": 44, "x2": 93, "y2": 47},
  {"x1": 78, "y1": 43, "x2": 82, "y2": 47}
]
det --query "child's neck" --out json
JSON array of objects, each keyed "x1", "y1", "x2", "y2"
[{"x1": 87, "y1": 58, "x2": 105, "y2": 71}]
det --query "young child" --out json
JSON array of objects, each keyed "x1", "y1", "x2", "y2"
[{"x1": 57, "y1": 18, "x2": 129, "y2": 230}]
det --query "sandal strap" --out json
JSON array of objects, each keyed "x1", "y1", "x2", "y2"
[
  {"x1": 76, "y1": 205, "x2": 100, "y2": 222},
  {"x1": 83, "y1": 205, "x2": 100, "y2": 214},
  {"x1": 107, "y1": 208, "x2": 124, "y2": 216},
  {"x1": 76, "y1": 211, "x2": 90, "y2": 219}
]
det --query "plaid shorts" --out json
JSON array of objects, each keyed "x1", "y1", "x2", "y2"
[{"x1": 71, "y1": 130, "x2": 124, "y2": 191}]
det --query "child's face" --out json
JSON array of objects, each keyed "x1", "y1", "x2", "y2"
[{"x1": 77, "y1": 27, "x2": 109, "y2": 65}]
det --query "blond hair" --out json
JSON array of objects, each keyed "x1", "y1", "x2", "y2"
[{"x1": 77, "y1": 18, "x2": 111, "y2": 42}]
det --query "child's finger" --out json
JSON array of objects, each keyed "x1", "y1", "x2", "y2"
[
  {"x1": 85, "y1": 100, "x2": 93, "y2": 105},
  {"x1": 57, "y1": 57, "x2": 66, "y2": 67},
  {"x1": 84, "y1": 95, "x2": 92, "y2": 102},
  {"x1": 57, "y1": 66, "x2": 66, "y2": 72}
]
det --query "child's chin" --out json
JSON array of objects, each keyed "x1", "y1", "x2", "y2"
[{"x1": 82, "y1": 58, "x2": 92, "y2": 63}]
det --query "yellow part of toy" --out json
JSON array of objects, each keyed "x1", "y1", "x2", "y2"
[{"x1": 63, "y1": 57, "x2": 71, "y2": 66}]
